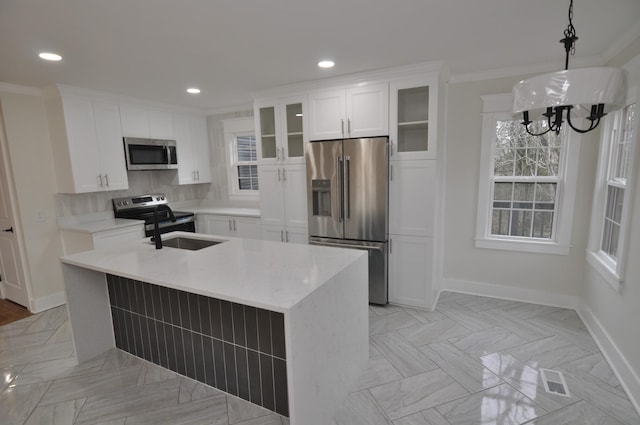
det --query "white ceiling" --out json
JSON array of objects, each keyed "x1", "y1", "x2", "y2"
[{"x1": 1, "y1": 0, "x2": 639, "y2": 111}]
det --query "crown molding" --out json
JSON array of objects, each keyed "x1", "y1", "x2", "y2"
[
  {"x1": 206, "y1": 103, "x2": 254, "y2": 116},
  {"x1": 0, "y1": 82, "x2": 42, "y2": 96},
  {"x1": 43, "y1": 84, "x2": 206, "y2": 115},
  {"x1": 252, "y1": 60, "x2": 448, "y2": 100},
  {"x1": 450, "y1": 54, "x2": 603, "y2": 84}
]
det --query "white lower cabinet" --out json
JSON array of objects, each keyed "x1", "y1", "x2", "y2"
[
  {"x1": 197, "y1": 214, "x2": 260, "y2": 239},
  {"x1": 60, "y1": 225, "x2": 145, "y2": 255},
  {"x1": 388, "y1": 234, "x2": 434, "y2": 309},
  {"x1": 261, "y1": 224, "x2": 307, "y2": 244}
]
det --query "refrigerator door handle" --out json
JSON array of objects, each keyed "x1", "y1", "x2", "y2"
[
  {"x1": 337, "y1": 155, "x2": 344, "y2": 222},
  {"x1": 344, "y1": 155, "x2": 350, "y2": 221}
]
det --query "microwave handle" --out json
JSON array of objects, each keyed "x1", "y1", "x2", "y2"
[{"x1": 165, "y1": 144, "x2": 172, "y2": 165}]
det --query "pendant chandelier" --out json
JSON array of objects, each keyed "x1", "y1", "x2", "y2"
[{"x1": 512, "y1": 0, "x2": 626, "y2": 136}]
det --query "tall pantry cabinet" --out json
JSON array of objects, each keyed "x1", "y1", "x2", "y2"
[
  {"x1": 255, "y1": 96, "x2": 309, "y2": 243},
  {"x1": 388, "y1": 72, "x2": 444, "y2": 310}
]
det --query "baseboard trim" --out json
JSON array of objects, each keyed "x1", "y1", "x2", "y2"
[
  {"x1": 577, "y1": 302, "x2": 640, "y2": 416},
  {"x1": 31, "y1": 291, "x2": 66, "y2": 313},
  {"x1": 441, "y1": 278, "x2": 579, "y2": 309}
]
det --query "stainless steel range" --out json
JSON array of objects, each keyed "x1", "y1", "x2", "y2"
[{"x1": 112, "y1": 194, "x2": 195, "y2": 237}]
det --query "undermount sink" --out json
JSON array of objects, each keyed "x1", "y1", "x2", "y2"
[{"x1": 160, "y1": 236, "x2": 225, "y2": 251}]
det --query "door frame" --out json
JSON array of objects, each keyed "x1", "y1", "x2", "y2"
[{"x1": 0, "y1": 101, "x2": 33, "y2": 309}]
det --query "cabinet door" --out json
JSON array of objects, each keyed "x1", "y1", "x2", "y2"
[
  {"x1": 149, "y1": 109, "x2": 174, "y2": 139},
  {"x1": 281, "y1": 96, "x2": 307, "y2": 164},
  {"x1": 62, "y1": 96, "x2": 101, "y2": 193},
  {"x1": 92, "y1": 226, "x2": 145, "y2": 250},
  {"x1": 258, "y1": 166, "x2": 285, "y2": 227},
  {"x1": 308, "y1": 89, "x2": 346, "y2": 140},
  {"x1": 173, "y1": 113, "x2": 196, "y2": 184},
  {"x1": 190, "y1": 116, "x2": 212, "y2": 183},
  {"x1": 233, "y1": 217, "x2": 261, "y2": 239},
  {"x1": 120, "y1": 105, "x2": 150, "y2": 138},
  {"x1": 388, "y1": 235, "x2": 433, "y2": 309},
  {"x1": 284, "y1": 227, "x2": 308, "y2": 244},
  {"x1": 93, "y1": 102, "x2": 129, "y2": 191},
  {"x1": 282, "y1": 164, "x2": 308, "y2": 228},
  {"x1": 390, "y1": 76, "x2": 437, "y2": 160},
  {"x1": 255, "y1": 100, "x2": 279, "y2": 164},
  {"x1": 346, "y1": 83, "x2": 389, "y2": 138},
  {"x1": 204, "y1": 215, "x2": 234, "y2": 237},
  {"x1": 389, "y1": 160, "x2": 435, "y2": 237},
  {"x1": 261, "y1": 224, "x2": 286, "y2": 242}
]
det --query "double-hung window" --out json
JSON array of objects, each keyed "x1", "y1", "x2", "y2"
[
  {"x1": 587, "y1": 102, "x2": 638, "y2": 291},
  {"x1": 475, "y1": 94, "x2": 581, "y2": 254},
  {"x1": 223, "y1": 117, "x2": 259, "y2": 198}
]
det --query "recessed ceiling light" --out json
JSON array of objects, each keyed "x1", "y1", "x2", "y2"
[
  {"x1": 39, "y1": 52, "x2": 62, "y2": 61},
  {"x1": 186, "y1": 87, "x2": 201, "y2": 94},
  {"x1": 295, "y1": 113, "x2": 303, "y2": 117},
  {"x1": 317, "y1": 60, "x2": 335, "y2": 69}
]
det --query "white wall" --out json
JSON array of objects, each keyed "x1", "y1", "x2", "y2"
[
  {"x1": 581, "y1": 51, "x2": 640, "y2": 405},
  {"x1": 0, "y1": 91, "x2": 64, "y2": 305},
  {"x1": 442, "y1": 76, "x2": 599, "y2": 302}
]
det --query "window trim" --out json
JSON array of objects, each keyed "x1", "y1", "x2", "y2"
[
  {"x1": 223, "y1": 117, "x2": 258, "y2": 200},
  {"x1": 586, "y1": 88, "x2": 639, "y2": 292},
  {"x1": 475, "y1": 94, "x2": 582, "y2": 255}
]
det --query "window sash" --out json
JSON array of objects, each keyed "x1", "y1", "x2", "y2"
[
  {"x1": 231, "y1": 134, "x2": 258, "y2": 194},
  {"x1": 487, "y1": 119, "x2": 564, "y2": 242}
]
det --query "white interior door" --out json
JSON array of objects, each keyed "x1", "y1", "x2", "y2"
[{"x1": 0, "y1": 118, "x2": 29, "y2": 307}]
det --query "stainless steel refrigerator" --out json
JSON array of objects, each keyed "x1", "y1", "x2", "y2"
[{"x1": 306, "y1": 137, "x2": 389, "y2": 304}]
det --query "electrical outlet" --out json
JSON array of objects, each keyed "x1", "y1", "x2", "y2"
[{"x1": 35, "y1": 210, "x2": 46, "y2": 223}]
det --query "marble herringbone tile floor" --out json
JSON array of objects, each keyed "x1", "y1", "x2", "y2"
[{"x1": 1, "y1": 292, "x2": 639, "y2": 424}]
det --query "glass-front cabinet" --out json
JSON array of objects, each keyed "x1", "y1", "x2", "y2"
[
  {"x1": 255, "y1": 95, "x2": 308, "y2": 165},
  {"x1": 390, "y1": 75, "x2": 438, "y2": 160},
  {"x1": 258, "y1": 105, "x2": 277, "y2": 160}
]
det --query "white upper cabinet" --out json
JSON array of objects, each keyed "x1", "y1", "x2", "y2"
[
  {"x1": 173, "y1": 113, "x2": 211, "y2": 185},
  {"x1": 46, "y1": 92, "x2": 128, "y2": 193},
  {"x1": 120, "y1": 104, "x2": 174, "y2": 139},
  {"x1": 148, "y1": 109, "x2": 174, "y2": 139},
  {"x1": 255, "y1": 95, "x2": 308, "y2": 165},
  {"x1": 190, "y1": 115, "x2": 212, "y2": 182},
  {"x1": 389, "y1": 75, "x2": 438, "y2": 160},
  {"x1": 92, "y1": 102, "x2": 129, "y2": 191},
  {"x1": 308, "y1": 83, "x2": 389, "y2": 140}
]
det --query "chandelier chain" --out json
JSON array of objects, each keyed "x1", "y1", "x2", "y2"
[{"x1": 564, "y1": 0, "x2": 577, "y2": 56}]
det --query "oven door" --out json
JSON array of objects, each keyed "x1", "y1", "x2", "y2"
[{"x1": 124, "y1": 138, "x2": 178, "y2": 170}]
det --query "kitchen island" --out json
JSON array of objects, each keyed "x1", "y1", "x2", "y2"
[{"x1": 60, "y1": 232, "x2": 368, "y2": 425}]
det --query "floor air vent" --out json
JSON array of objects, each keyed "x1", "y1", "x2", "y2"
[{"x1": 540, "y1": 368, "x2": 571, "y2": 397}]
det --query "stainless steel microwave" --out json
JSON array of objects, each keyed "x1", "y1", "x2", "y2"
[{"x1": 123, "y1": 137, "x2": 178, "y2": 170}]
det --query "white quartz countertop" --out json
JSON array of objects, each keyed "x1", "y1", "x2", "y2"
[
  {"x1": 58, "y1": 218, "x2": 144, "y2": 234},
  {"x1": 60, "y1": 231, "x2": 364, "y2": 312},
  {"x1": 188, "y1": 207, "x2": 260, "y2": 217}
]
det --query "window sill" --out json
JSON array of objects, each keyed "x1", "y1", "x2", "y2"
[
  {"x1": 585, "y1": 250, "x2": 622, "y2": 293},
  {"x1": 229, "y1": 192, "x2": 259, "y2": 201},
  {"x1": 475, "y1": 237, "x2": 570, "y2": 255}
]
